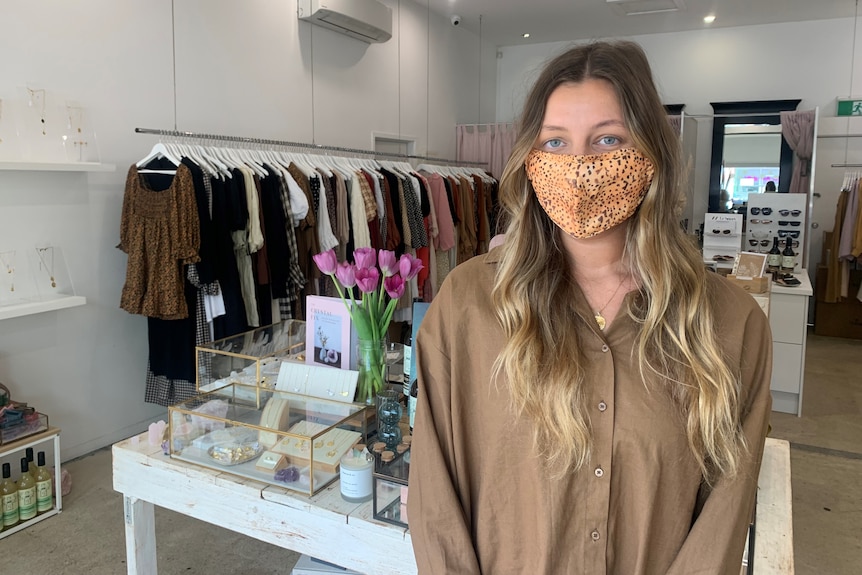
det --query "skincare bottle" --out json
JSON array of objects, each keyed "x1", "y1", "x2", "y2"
[
  {"x1": 1, "y1": 463, "x2": 18, "y2": 529},
  {"x1": 17, "y1": 458, "x2": 37, "y2": 522},
  {"x1": 35, "y1": 452, "x2": 53, "y2": 514}
]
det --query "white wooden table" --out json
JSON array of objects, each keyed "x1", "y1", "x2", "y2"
[
  {"x1": 113, "y1": 434, "x2": 793, "y2": 575},
  {"x1": 111, "y1": 433, "x2": 416, "y2": 575}
]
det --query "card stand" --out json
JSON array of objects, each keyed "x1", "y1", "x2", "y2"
[
  {"x1": 168, "y1": 383, "x2": 367, "y2": 496},
  {"x1": 746, "y1": 193, "x2": 806, "y2": 272},
  {"x1": 702, "y1": 213, "x2": 743, "y2": 268}
]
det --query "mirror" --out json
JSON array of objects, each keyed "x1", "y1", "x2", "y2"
[{"x1": 708, "y1": 100, "x2": 801, "y2": 213}]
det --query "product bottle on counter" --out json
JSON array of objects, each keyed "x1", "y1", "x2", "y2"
[
  {"x1": 35, "y1": 452, "x2": 53, "y2": 515},
  {"x1": 1, "y1": 463, "x2": 18, "y2": 529},
  {"x1": 17, "y1": 458, "x2": 37, "y2": 522},
  {"x1": 22, "y1": 447, "x2": 36, "y2": 483},
  {"x1": 402, "y1": 335, "x2": 413, "y2": 398},
  {"x1": 766, "y1": 237, "x2": 782, "y2": 274},
  {"x1": 781, "y1": 237, "x2": 796, "y2": 274},
  {"x1": 408, "y1": 378, "x2": 418, "y2": 433}
]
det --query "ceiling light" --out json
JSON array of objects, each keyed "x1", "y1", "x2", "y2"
[
  {"x1": 522, "y1": 33, "x2": 530, "y2": 38},
  {"x1": 703, "y1": 15, "x2": 716, "y2": 24}
]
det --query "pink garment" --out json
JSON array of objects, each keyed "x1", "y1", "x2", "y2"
[{"x1": 424, "y1": 172, "x2": 456, "y2": 251}]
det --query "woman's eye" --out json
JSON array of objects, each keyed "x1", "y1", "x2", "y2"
[
  {"x1": 597, "y1": 135, "x2": 620, "y2": 147},
  {"x1": 542, "y1": 138, "x2": 564, "y2": 150}
]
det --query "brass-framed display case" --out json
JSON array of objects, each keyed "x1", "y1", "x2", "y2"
[
  {"x1": 195, "y1": 320, "x2": 306, "y2": 394},
  {"x1": 168, "y1": 383, "x2": 368, "y2": 496},
  {"x1": 372, "y1": 447, "x2": 410, "y2": 528}
]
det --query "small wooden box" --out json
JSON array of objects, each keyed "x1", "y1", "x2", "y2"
[{"x1": 727, "y1": 275, "x2": 771, "y2": 294}]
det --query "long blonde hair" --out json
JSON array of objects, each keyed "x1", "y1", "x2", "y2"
[{"x1": 491, "y1": 41, "x2": 745, "y2": 483}]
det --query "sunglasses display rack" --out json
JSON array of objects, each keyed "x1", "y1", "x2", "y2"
[
  {"x1": 745, "y1": 193, "x2": 807, "y2": 272},
  {"x1": 702, "y1": 213, "x2": 743, "y2": 268}
]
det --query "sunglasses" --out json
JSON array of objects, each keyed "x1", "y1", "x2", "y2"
[
  {"x1": 779, "y1": 221, "x2": 801, "y2": 227},
  {"x1": 711, "y1": 229, "x2": 732, "y2": 235},
  {"x1": 750, "y1": 207, "x2": 772, "y2": 215},
  {"x1": 778, "y1": 209, "x2": 802, "y2": 217},
  {"x1": 750, "y1": 219, "x2": 773, "y2": 224},
  {"x1": 750, "y1": 231, "x2": 770, "y2": 239},
  {"x1": 778, "y1": 230, "x2": 801, "y2": 238},
  {"x1": 748, "y1": 239, "x2": 770, "y2": 247}
]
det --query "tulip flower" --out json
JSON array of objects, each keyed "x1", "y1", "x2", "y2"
[
  {"x1": 335, "y1": 261, "x2": 357, "y2": 288},
  {"x1": 312, "y1": 249, "x2": 338, "y2": 275},
  {"x1": 355, "y1": 267, "x2": 380, "y2": 294},
  {"x1": 378, "y1": 250, "x2": 398, "y2": 277},
  {"x1": 383, "y1": 275, "x2": 406, "y2": 299},
  {"x1": 353, "y1": 247, "x2": 377, "y2": 270},
  {"x1": 398, "y1": 253, "x2": 424, "y2": 281}
]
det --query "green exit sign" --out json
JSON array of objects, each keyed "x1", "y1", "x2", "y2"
[{"x1": 837, "y1": 99, "x2": 862, "y2": 116}]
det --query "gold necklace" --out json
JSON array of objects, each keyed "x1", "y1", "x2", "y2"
[
  {"x1": 0, "y1": 251, "x2": 14, "y2": 292},
  {"x1": 592, "y1": 276, "x2": 627, "y2": 331},
  {"x1": 36, "y1": 247, "x2": 56, "y2": 288},
  {"x1": 27, "y1": 88, "x2": 47, "y2": 135}
]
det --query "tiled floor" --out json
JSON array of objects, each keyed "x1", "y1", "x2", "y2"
[
  {"x1": 769, "y1": 332, "x2": 862, "y2": 574},
  {"x1": 0, "y1": 332, "x2": 859, "y2": 574}
]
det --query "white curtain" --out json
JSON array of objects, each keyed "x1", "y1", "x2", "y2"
[{"x1": 456, "y1": 123, "x2": 516, "y2": 180}]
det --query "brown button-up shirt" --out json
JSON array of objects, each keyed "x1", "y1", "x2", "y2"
[{"x1": 409, "y1": 250, "x2": 772, "y2": 574}]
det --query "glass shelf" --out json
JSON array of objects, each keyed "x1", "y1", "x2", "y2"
[
  {"x1": 0, "y1": 295, "x2": 86, "y2": 321},
  {"x1": 0, "y1": 161, "x2": 115, "y2": 172}
]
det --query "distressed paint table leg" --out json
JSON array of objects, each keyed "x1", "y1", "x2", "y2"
[{"x1": 124, "y1": 495, "x2": 157, "y2": 575}]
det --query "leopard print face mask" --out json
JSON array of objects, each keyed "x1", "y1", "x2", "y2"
[{"x1": 525, "y1": 148, "x2": 655, "y2": 239}]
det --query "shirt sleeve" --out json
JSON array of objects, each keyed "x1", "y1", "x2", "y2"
[
  {"x1": 667, "y1": 301, "x2": 773, "y2": 575},
  {"x1": 408, "y1": 286, "x2": 483, "y2": 575}
]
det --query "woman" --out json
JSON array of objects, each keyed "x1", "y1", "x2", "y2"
[{"x1": 408, "y1": 41, "x2": 772, "y2": 574}]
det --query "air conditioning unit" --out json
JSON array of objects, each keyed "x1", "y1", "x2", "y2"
[{"x1": 298, "y1": 0, "x2": 392, "y2": 44}]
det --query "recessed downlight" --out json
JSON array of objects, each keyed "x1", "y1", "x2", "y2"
[
  {"x1": 703, "y1": 15, "x2": 716, "y2": 24},
  {"x1": 522, "y1": 33, "x2": 530, "y2": 38}
]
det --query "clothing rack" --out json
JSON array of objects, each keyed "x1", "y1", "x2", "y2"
[{"x1": 134, "y1": 127, "x2": 488, "y2": 167}]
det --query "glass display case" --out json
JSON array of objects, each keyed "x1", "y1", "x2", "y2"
[
  {"x1": 196, "y1": 320, "x2": 306, "y2": 394},
  {"x1": 372, "y1": 446, "x2": 410, "y2": 528},
  {"x1": 168, "y1": 383, "x2": 368, "y2": 496}
]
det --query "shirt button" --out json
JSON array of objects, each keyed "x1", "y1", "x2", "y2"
[
  {"x1": 591, "y1": 530, "x2": 600, "y2": 541},
  {"x1": 601, "y1": 344, "x2": 609, "y2": 353},
  {"x1": 595, "y1": 467, "x2": 604, "y2": 478},
  {"x1": 598, "y1": 401, "x2": 607, "y2": 412}
]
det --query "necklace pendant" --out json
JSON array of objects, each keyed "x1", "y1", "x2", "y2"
[{"x1": 594, "y1": 313, "x2": 606, "y2": 331}]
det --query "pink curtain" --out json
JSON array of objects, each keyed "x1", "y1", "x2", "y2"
[
  {"x1": 780, "y1": 109, "x2": 816, "y2": 194},
  {"x1": 456, "y1": 123, "x2": 516, "y2": 180}
]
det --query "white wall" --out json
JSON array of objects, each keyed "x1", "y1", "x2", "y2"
[
  {"x1": 496, "y1": 17, "x2": 862, "y2": 278},
  {"x1": 0, "y1": 0, "x2": 496, "y2": 460}
]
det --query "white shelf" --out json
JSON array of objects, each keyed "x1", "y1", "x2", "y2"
[
  {"x1": 0, "y1": 161, "x2": 116, "y2": 172},
  {"x1": 0, "y1": 295, "x2": 86, "y2": 321}
]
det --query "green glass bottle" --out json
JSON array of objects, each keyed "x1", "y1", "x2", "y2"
[
  {"x1": 17, "y1": 458, "x2": 37, "y2": 522},
  {"x1": 35, "y1": 452, "x2": 53, "y2": 514},
  {"x1": 1, "y1": 462, "x2": 19, "y2": 529}
]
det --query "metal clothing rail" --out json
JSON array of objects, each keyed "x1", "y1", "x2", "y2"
[{"x1": 134, "y1": 127, "x2": 488, "y2": 167}]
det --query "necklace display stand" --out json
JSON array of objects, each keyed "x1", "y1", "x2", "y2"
[{"x1": 0, "y1": 244, "x2": 84, "y2": 321}]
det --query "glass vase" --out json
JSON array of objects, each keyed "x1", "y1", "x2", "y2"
[
  {"x1": 376, "y1": 389, "x2": 403, "y2": 450},
  {"x1": 356, "y1": 338, "x2": 387, "y2": 405}
]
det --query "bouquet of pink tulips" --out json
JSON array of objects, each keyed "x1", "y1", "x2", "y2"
[{"x1": 313, "y1": 247, "x2": 423, "y2": 402}]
